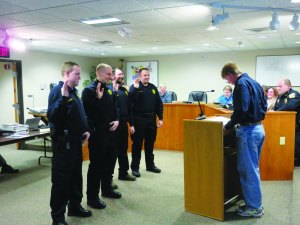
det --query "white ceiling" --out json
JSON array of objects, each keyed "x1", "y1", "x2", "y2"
[{"x1": 0, "y1": 0, "x2": 299, "y2": 57}]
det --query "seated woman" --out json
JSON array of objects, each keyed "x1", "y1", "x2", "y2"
[
  {"x1": 217, "y1": 85, "x2": 233, "y2": 105},
  {"x1": 266, "y1": 86, "x2": 278, "y2": 111}
]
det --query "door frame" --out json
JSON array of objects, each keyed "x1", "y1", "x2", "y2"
[{"x1": 0, "y1": 59, "x2": 24, "y2": 124}]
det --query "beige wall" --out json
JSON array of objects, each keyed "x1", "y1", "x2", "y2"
[{"x1": 3, "y1": 47, "x2": 300, "y2": 121}]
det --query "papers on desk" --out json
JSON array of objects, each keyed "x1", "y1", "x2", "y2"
[
  {"x1": 4, "y1": 133, "x2": 30, "y2": 139},
  {"x1": 28, "y1": 107, "x2": 47, "y2": 114},
  {"x1": 205, "y1": 116, "x2": 230, "y2": 124}
]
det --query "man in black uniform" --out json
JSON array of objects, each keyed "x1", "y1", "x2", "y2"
[
  {"x1": 82, "y1": 63, "x2": 121, "y2": 210},
  {"x1": 129, "y1": 68, "x2": 163, "y2": 177},
  {"x1": 48, "y1": 61, "x2": 92, "y2": 225},
  {"x1": 109, "y1": 68, "x2": 136, "y2": 181},
  {"x1": 274, "y1": 78, "x2": 300, "y2": 162}
]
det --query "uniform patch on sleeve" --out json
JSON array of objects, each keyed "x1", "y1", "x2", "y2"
[
  {"x1": 289, "y1": 93, "x2": 296, "y2": 98},
  {"x1": 125, "y1": 90, "x2": 128, "y2": 96},
  {"x1": 152, "y1": 89, "x2": 156, "y2": 94},
  {"x1": 108, "y1": 89, "x2": 112, "y2": 95}
]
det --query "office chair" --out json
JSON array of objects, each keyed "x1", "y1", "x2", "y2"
[
  {"x1": 169, "y1": 91, "x2": 177, "y2": 101},
  {"x1": 188, "y1": 91, "x2": 207, "y2": 103}
]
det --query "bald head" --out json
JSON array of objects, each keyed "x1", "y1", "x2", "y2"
[{"x1": 277, "y1": 78, "x2": 291, "y2": 95}]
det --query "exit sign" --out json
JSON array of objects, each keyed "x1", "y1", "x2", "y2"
[{"x1": 0, "y1": 46, "x2": 10, "y2": 58}]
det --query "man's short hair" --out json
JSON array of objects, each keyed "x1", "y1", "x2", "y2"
[
  {"x1": 139, "y1": 67, "x2": 149, "y2": 74},
  {"x1": 112, "y1": 67, "x2": 122, "y2": 75},
  {"x1": 221, "y1": 62, "x2": 241, "y2": 78},
  {"x1": 61, "y1": 61, "x2": 79, "y2": 76},
  {"x1": 96, "y1": 63, "x2": 111, "y2": 72},
  {"x1": 282, "y1": 78, "x2": 292, "y2": 87}
]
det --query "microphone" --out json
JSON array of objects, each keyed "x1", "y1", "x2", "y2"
[
  {"x1": 194, "y1": 92, "x2": 206, "y2": 120},
  {"x1": 205, "y1": 90, "x2": 215, "y2": 93}
]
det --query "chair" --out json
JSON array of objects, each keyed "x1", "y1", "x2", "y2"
[
  {"x1": 188, "y1": 91, "x2": 207, "y2": 103},
  {"x1": 169, "y1": 91, "x2": 177, "y2": 101}
]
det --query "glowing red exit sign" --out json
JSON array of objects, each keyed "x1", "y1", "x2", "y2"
[{"x1": 0, "y1": 46, "x2": 10, "y2": 58}]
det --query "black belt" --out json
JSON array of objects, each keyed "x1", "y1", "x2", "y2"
[
  {"x1": 135, "y1": 112, "x2": 154, "y2": 117},
  {"x1": 239, "y1": 122, "x2": 261, "y2": 126}
]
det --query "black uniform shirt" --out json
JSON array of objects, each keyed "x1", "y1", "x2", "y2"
[
  {"x1": 108, "y1": 84, "x2": 129, "y2": 117},
  {"x1": 82, "y1": 80, "x2": 120, "y2": 131},
  {"x1": 129, "y1": 81, "x2": 163, "y2": 121},
  {"x1": 225, "y1": 73, "x2": 267, "y2": 130},
  {"x1": 274, "y1": 88, "x2": 300, "y2": 127},
  {"x1": 47, "y1": 81, "x2": 88, "y2": 136}
]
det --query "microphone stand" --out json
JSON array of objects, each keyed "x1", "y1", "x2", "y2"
[{"x1": 195, "y1": 92, "x2": 206, "y2": 120}]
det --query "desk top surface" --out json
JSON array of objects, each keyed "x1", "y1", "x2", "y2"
[{"x1": 0, "y1": 130, "x2": 50, "y2": 146}]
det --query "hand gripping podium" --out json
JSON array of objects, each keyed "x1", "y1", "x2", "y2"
[{"x1": 183, "y1": 118, "x2": 241, "y2": 221}]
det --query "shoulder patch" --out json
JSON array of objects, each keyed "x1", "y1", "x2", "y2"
[
  {"x1": 152, "y1": 89, "x2": 156, "y2": 94},
  {"x1": 125, "y1": 90, "x2": 128, "y2": 96},
  {"x1": 108, "y1": 89, "x2": 112, "y2": 95},
  {"x1": 289, "y1": 93, "x2": 296, "y2": 98}
]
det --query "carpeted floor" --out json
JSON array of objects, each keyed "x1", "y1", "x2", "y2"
[{"x1": 0, "y1": 144, "x2": 299, "y2": 225}]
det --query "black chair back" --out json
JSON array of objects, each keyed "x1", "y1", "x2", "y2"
[
  {"x1": 169, "y1": 91, "x2": 177, "y2": 101},
  {"x1": 188, "y1": 91, "x2": 207, "y2": 103}
]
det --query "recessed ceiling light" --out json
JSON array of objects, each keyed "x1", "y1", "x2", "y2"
[
  {"x1": 151, "y1": 46, "x2": 158, "y2": 50},
  {"x1": 81, "y1": 17, "x2": 121, "y2": 25},
  {"x1": 71, "y1": 48, "x2": 79, "y2": 51},
  {"x1": 115, "y1": 45, "x2": 122, "y2": 48},
  {"x1": 202, "y1": 43, "x2": 210, "y2": 46},
  {"x1": 184, "y1": 48, "x2": 193, "y2": 51},
  {"x1": 256, "y1": 35, "x2": 269, "y2": 39},
  {"x1": 224, "y1": 37, "x2": 234, "y2": 40},
  {"x1": 296, "y1": 32, "x2": 300, "y2": 35},
  {"x1": 81, "y1": 38, "x2": 90, "y2": 42},
  {"x1": 291, "y1": 0, "x2": 300, "y2": 3},
  {"x1": 296, "y1": 41, "x2": 300, "y2": 44},
  {"x1": 206, "y1": 26, "x2": 219, "y2": 31},
  {"x1": 140, "y1": 51, "x2": 148, "y2": 53}
]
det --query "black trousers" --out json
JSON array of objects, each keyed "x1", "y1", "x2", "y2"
[
  {"x1": 295, "y1": 131, "x2": 300, "y2": 158},
  {"x1": 50, "y1": 136, "x2": 83, "y2": 222},
  {"x1": 130, "y1": 116, "x2": 157, "y2": 171},
  {"x1": 112, "y1": 120, "x2": 130, "y2": 176},
  {"x1": 0, "y1": 154, "x2": 7, "y2": 167},
  {"x1": 86, "y1": 129, "x2": 117, "y2": 200}
]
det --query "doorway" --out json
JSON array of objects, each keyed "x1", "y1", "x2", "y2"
[{"x1": 0, "y1": 59, "x2": 24, "y2": 125}]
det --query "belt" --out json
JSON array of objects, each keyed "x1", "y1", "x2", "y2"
[
  {"x1": 239, "y1": 122, "x2": 261, "y2": 126},
  {"x1": 135, "y1": 112, "x2": 154, "y2": 117}
]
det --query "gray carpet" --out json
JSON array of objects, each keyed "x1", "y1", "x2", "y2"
[{"x1": 0, "y1": 144, "x2": 299, "y2": 225}]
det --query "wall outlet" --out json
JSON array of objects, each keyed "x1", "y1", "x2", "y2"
[{"x1": 280, "y1": 137, "x2": 286, "y2": 145}]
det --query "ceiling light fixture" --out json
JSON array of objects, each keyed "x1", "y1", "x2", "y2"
[
  {"x1": 269, "y1": 12, "x2": 280, "y2": 30},
  {"x1": 289, "y1": 14, "x2": 299, "y2": 31},
  {"x1": 81, "y1": 17, "x2": 121, "y2": 25},
  {"x1": 291, "y1": 0, "x2": 300, "y2": 3},
  {"x1": 118, "y1": 27, "x2": 131, "y2": 38},
  {"x1": 212, "y1": 9, "x2": 229, "y2": 27}
]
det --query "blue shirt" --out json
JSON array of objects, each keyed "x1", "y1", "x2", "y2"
[
  {"x1": 160, "y1": 91, "x2": 172, "y2": 103},
  {"x1": 217, "y1": 95, "x2": 233, "y2": 105},
  {"x1": 225, "y1": 73, "x2": 267, "y2": 130}
]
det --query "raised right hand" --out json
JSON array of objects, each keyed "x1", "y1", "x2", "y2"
[
  {"x1": 133, "y1": 78, "x2": 139, "y2": 88},
  {"x1": 96, "y1": 82, "x2": 104, "y2": 99},
  {"x1": 61, "y1": 80, "x2": 69, "y2": 97}
]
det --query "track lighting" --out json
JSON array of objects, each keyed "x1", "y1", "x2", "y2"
[
  {"x1": 269, "y1": 12, "x2": 280, "y2": 30},
  {"x1": 289, "y1": 14, "x2": 299, "y2": 31}
]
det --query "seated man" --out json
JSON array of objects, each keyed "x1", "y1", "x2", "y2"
[
  {"x1": 0, "y1": 154, "x2": 19, "y2": 174},
  {"x1": 217, "y1": 85, "x2": 233, "y2": 105},
  {"x1": 274, "y1": 78, "x2": 300, "y2": 163},
  {"x1": 158, "y1": 84, "x2": 172, "y2": 103}
]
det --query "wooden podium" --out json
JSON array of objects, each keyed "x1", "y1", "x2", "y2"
[{"x1": 183, "y1": 118, "x2": 240, "y2": 221}]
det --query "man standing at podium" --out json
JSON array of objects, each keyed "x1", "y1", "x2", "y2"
[{"x1": 221, "y1": 62, "x2": 267, "y2": 218}]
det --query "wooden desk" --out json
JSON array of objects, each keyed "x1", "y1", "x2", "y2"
[
  {"x1": 0, "y1": 130, "x2": 50, "y2": 146},
  {"x1": 0, "y1": 130, "x2": 51, "y2": 165},
  {"x1": 152, "y1": 104, "x2": 295, "y2": 181}
]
